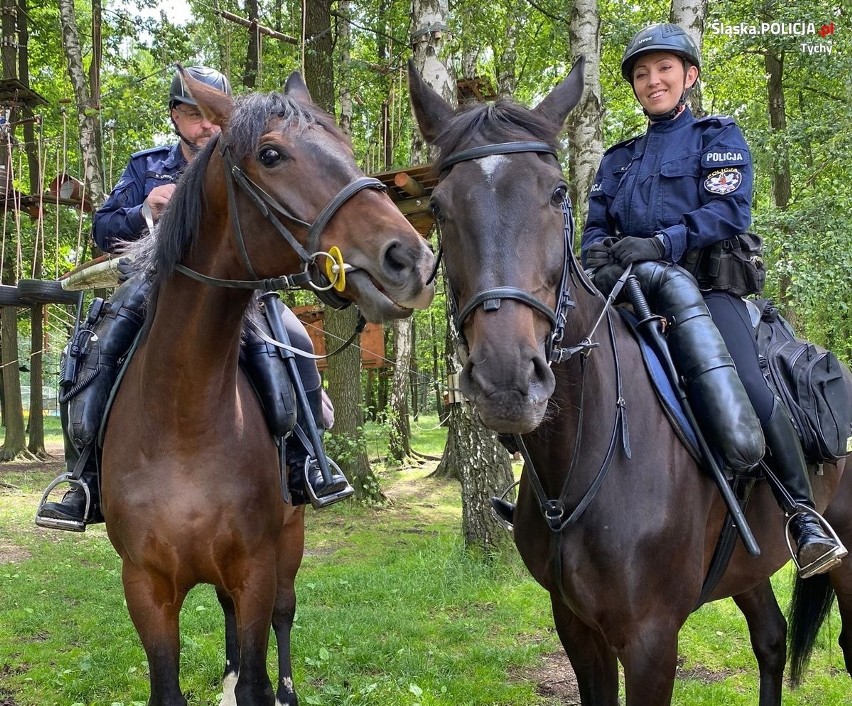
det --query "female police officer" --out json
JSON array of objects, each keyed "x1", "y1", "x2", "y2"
[{"x1": 580, "y1": 23, "x2": 845, "y2": 578}]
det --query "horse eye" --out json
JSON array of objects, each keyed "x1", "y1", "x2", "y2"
[
  {"x1": 258, "y1": 147, "x2": 282, "y2": 167},
  {"x1": 551, "y1": 184, "x2": 568, "y2": 206},
  {"x1": 430, "y1": 199, "x2": 445, "y2": 223}
]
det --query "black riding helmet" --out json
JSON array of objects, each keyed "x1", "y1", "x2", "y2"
[
  {"x1": 621, "y1": 23, "x2": 700, "y2": 121},
  {"x1": 169, "y1": 66, "x2": 232, "y2": 108}
]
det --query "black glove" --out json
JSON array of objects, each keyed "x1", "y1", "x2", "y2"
[
  {"x1": 591, "y1": 263, "x2": 625, "y2": 295},
  {"x1": 584, "y1": 241, "x2": 612, "y2": 269},
  {"x1": 116, "y1": 256, "x2": 136, "y2": 283},
  {"x1": 610, "y1": 236, "x2": 665, "y2": 266}
]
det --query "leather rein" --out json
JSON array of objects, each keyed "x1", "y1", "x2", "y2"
[
  {"x1": 436, "y1": 140, "x2": 631, "y2": 605},
  {"x1": 174, "y1": 134, "x2": 387, "y2": 311}
]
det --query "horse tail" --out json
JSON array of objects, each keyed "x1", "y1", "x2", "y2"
[{"x1": 787, "y1": 572, "x2": 836, "y2": 686}]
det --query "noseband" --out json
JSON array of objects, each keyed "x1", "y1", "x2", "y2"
[
  {"x1": 437, "y1": 141, "x2": 577, "y2": 364},
  {"x1": 175, "y1": 134, "x2": 387, "y2": 309}
]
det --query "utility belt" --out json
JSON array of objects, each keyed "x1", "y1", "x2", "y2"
[{"x1": 681, "y1": 232, "x2": 765, "y2": 298}]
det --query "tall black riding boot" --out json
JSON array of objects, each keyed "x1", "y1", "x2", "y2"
[
  {"x1": 763, "y1": 403, "x2": 847, "y2": 578},
  {"x1": 287, "y1": 387, "x2": 353, "y2": 508}
]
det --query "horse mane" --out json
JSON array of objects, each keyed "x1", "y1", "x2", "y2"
[
  {"x1": 432, "y1": 100, "x2": 562, "y2": 172},
  {"x1": 121, "y1": 90, "x2": 343, "y2": 324}
]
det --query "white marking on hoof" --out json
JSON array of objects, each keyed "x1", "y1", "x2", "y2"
[{"x1": 219, "y1": 671, "x2": 238, "y2": 706}]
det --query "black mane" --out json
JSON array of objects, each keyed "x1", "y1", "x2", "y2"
[{"x1": 432, "y1": 100, "x2": 561, "y2": 172}]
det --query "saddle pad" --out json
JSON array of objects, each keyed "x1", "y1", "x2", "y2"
[{"x1": 618, "y1": 308, "x2": 702, "y2": 462}]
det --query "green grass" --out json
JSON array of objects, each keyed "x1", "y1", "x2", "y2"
[{"x1": 0, "y1": 416, "x2": 849, "y2": 705}]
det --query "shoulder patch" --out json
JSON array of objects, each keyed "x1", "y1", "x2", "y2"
[
  {"x1": 704, "y1": 168, "x2": 742, "y2": 195},
  {"x1": 702, "y1": 149, "x2": 748, "y2": 168}
]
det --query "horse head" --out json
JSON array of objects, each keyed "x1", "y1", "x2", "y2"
[
  {"x1": 408, "y1": 59, "x2": 585, "y2": 433},
  {"x1": 174, "y1": 66, "x2": 435, "y2": 322}
]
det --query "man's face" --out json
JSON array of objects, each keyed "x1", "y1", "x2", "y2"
[{"x1": 171, "y1": 102, "x2": 220, "y2": 150}]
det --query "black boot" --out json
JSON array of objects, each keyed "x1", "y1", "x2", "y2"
[
  {"x1": 36, "y1": 408, "x2": 102, "y2": 531},
  {"x1": 764, "y1": 403, "x2": 847, "y2": 578},
  {"x1": 490, "y1": 497, "x2": 516, "y2": 531},
  {"x1": 287, "y1": 387, "x2": 353, "y2": 508}
]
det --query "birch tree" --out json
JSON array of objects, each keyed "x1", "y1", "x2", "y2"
[
  {"x1": 566, "y1": 0, "x2": 602, "y2": 231},
  {"x1": 669, "y1": 0, "x2": 707, "y2": 116}
]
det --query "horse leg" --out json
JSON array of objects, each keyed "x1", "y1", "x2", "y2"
[
  {"x1": 122, "y1": 563, "x2": 187, "y2": 706},
  {"x1": 216, "y1": 587, "x2": 240, "y2": 706},
  {"x1": 550, "y1": 594, "x2": 619, "y2": 706},
  {"x1": 732, "y1": 579, "x2": 786, "y2": 706},
  {"x1": 232, "y1": 567, "x2": 277, "y2": 705},
  {"x1": 617, "y1": 618, "x2": 679, "y2": 706},
  {"x1": 272, "y1": 510, "x2": 305, "y2": 706}
]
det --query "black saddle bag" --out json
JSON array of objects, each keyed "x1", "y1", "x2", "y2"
[{"x1": 755, "y1": 301, "x2": 851, "y2": 463}]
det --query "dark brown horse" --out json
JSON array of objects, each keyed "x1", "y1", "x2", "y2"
[
  {"x1": 101, "y1": 71, "x2": 434, "y2": 706},
  {"x1": 409, "y1": 59, "x2": 852, "y2": 705}
]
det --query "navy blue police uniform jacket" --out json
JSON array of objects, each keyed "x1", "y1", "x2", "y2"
[
  {"x1": 93, "y1": 142, "x2": 187, "y2": 252},
  {"x1": 581, "y1": 108, "x2": 752, "y2": 266}
]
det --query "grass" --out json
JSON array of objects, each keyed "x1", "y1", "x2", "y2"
[{"x1": 0, "y1": 414, "x2": 849, "y2": 705}]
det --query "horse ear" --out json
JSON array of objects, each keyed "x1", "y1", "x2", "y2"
[
  {"x1": 284, "y1": 72, "x2": 313, "y2": 104},
  {"x1": 532, "y1": 56, "x2": 586, "y2": 129},
  {"x1": 407, "y1": 59, "x2": 454, "y2": 144},
  {"x1": 176, "y1": 63, "x2": 233, "y2": 128}
]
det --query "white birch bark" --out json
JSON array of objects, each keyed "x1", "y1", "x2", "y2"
[
  {"x1": 669, "y1": 0, "x2": 708, "y2": 116},
  {"x1": 566, "y1": 0, "x2": 603, "y2": 233}
]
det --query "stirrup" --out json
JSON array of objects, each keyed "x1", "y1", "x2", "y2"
[
  {"x1": 490, "y1": 480, "x2": 519, "y2": 532},
  {"x1": 35, "y1": 473, "x2": 92, "y2": 532},
  {"x1": 304, "y1": 457, "x2": 354, "y2": 509},
  {"x1": 785, "y1": 507, "x2": 848, "y2": 579}
]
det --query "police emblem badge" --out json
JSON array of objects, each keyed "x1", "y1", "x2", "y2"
[{"x1": 704, "y1": 168, "x2": 742, "y2": 195}]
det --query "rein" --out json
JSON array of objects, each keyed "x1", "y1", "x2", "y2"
[{"x1": 174, "y1": 134, "x2": 387, "y2": 310}]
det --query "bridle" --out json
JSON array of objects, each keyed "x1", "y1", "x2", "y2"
[
  {"x1": 436, "y1": 140, "x2": 631, "y2": 607},
  {"x1": 174, "y1": 134, "x2": 387, "y2": 309},
  {"x1": 436, "y1": 140, "x2": 592, "y2": 364}
]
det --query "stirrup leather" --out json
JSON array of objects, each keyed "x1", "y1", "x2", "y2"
[
  {"x1": 785, "y1": 507, "x2": 848, "y2": 579},
  {"x1": 35, "y1": 474, "x2": 93, "y2": 532}
]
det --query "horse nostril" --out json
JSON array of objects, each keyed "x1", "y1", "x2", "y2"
[{"x1": 381, "y1": 240, "x2": 412, "y2": 278}]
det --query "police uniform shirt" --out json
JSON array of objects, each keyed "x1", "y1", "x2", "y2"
[
  {"x1": 92, "y1": 142, "x2": 187, "y2": 252},
  {"x1": 581, "y1": 108, "x2": 752, "y2": 266}
]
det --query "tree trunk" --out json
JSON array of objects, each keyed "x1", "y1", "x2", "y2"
[
  {"x1": 566, "y1": 0, "x2": 603, "y2": 233},
  {"x1": 1, "y1": 307, "x2": 27, "y2": 461},
  {"x1": 669, "y1": 0, "x2": 707, "y2": 116},
  {"x1": 243, "y1": 0, "x2": 259, "y2": 89},
  {"x1": 58, "y1": 0, "x2": 105, "y2": 209},
  {"x1": 764, "y1": 49, "x2": 794, "y2": 322},
  {"x1": 388, "y1": 319, "x2": 413, "y2": 462}
]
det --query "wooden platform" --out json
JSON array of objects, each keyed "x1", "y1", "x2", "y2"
[
  {"x1": 292, "y1": 304, "x2": 386, "y2": 371},
  {"x1": 369, "y1": 163, "x2": 437, "y2": 238}
]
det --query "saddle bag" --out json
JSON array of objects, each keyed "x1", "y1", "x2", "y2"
[{"x1": 755, "y1": 301, "x2": 852, "y2": 463}]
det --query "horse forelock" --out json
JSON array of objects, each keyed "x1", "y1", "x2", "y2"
[{"x1": 434, "y1": 101, "x2": 561, "y2": 173}]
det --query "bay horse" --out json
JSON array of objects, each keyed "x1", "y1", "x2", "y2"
[
  {"x1": 101, "y1": 70, "x2": 434, "y2": 706},
  {"x1": 408, "y1": 59, "x2": 852, "y2": 705}
]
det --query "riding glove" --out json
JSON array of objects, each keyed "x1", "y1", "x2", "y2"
[
  {"x1": 610, "y1": 235, "x2": 665, "y2": 266},
  {"x1": 591, "y1": 263, "x2": 625, "y2": 296},
  {"x1": 584, "y1": 242, "x2": 613, "y2": 269}
]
